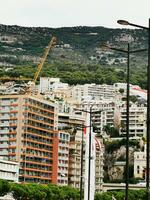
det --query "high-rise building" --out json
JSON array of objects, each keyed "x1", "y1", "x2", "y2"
[
  {"x1": 74, "y1": 99, "x2": 115, "y2": 135},
  {"x1": 0, "y1": 95, "x2": 58, "y2": 184},
  {"x1": 68, "y1": 130, "x2": 83, "y2": 189},
  {"x1": 57, "y1": 131, "x2": 70, "y2": 185},
  {"x1": 118, "y1": 104, "x2": 146, "y2": 137},
  {"x1": 68, "y1": 130, "x2": 104, "y2": 192}
]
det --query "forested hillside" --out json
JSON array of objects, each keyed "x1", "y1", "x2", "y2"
[{"x1": 0, "y1": 24, "x2": 148, "y2": 88}]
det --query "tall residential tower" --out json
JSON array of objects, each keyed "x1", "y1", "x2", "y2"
[{"x1": 0, "y1": 95, "x2": 58, "y2": 184}]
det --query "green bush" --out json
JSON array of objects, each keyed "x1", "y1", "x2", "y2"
[
  {"x1": 10, "y1": 182, "x2": 80, "y2": 200},
  {"x1": 95, "y1": 190, "x2": 147, "y2": 200},
  {"x1": 0, "y1": 179, "x2": 10, "y2": 196}
]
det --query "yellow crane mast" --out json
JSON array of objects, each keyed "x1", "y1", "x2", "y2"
[{"x1": 33, "y1": 36, "x2": 57, "y2": 83}]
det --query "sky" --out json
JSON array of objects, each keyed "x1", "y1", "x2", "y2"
[{"x1": 0, "y1": 0, "x2": 150, "y2": 28}]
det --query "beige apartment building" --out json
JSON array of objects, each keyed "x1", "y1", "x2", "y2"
[
  {"x1": 57, "y1": 131, "x2": 70, "y2": 185},
  {"x1": 0, "y1": 95, "x2": 59, "y2": 184},
  {"x1": 68, "y1": 130, "x2": 104, "y2": 192},
  {"x1": 118, "y1": 104, "x2": 146, "y2": 137},
  {"x1": 74, "y1": 100, "x2": 115, "y2": 135},
  {"x1": 134, "y1": 145, "x2": 146, "y2": 179}
]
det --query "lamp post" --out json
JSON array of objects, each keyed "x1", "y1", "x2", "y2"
[
  {"x1": 117, "y1": 19, "x2": 150, "y2": 199},
  {"x1": 101, "y1": 44, "x2": 147, "y2": 200},
  {"x1": 74, "y1": 107, "x2": 106, "y2": 200}
]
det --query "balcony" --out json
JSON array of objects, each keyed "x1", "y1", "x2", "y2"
[
  {"x1": 0, "y1": 136, "x2": 9, "y2": 141},
  {"x1": 0, "y1": 122, "x2": 10, "y2": 127},
  {"x1": 58, "y1": 163, "x2": 68, "y2": 167},
  {"x1": 1, "y1": 130, "x2": 9, "y2": 134},
  {"x1": 0, "y1": 144, "x2": 9, "y2": 148},
  {"x1": 0, "y1": 115, "x2": 10, "y2": 120},
  {"x1": 0, "y1": 108, "x2": 10, "y2": 113}
]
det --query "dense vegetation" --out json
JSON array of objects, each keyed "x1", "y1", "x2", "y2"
[
  {"x1": 0, "y1": 180, "x2": 80, "y2": 200},
  {"x1": 105, "y1": 139, "x2": 140, "y2": 154},
  {"x1": 0, "y1": 62, "x2": 147, "y2": 88},
  {"x1": 0, "y1": 180, "x2": 147, "y2": 200}
]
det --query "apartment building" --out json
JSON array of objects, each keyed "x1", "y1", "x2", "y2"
[
  {"x1": 74, "y1": 99, "x2": 115, "y2": 135},
  {"x1": 0, "y1": 157, "x2": 19, "y2": 182},
  {"x1": 70, "y1": 84, "x2": 115, "y2": 103},
  {"x1": 0, "y1": 95, "x2": 58, "y2": 184},
  {"x1": 118, "y1": 103, "x2": 146, "y2": 137},
  {"x1": 57, "y1": 108, "x2": 85, "y2": 187},
  {"x1": 58, "y1": 112, "x2": 85, "y2": 131},
  {"x1": 134, "y1": 145, "x2": 146, "y2": 179},
  {"x1": 40, "y1": 78, "x2": 116, "y2": 103},
  {"x1": 39, "y1": 77, "x2": 69, "y2": 94},
  {"x1": 95, "y1": 138, "x2": 104, "y2": 191},
  {"x1": 68, "y1": 130, "x2": 104, "y2": 192},
  {"x1": 82, "y1": 84, "x2": 115, "y2": 100},
  {"x1": 39, "y1": 77, "x2": 60, "y2": 93},
  {"x1": 57, "y1": 131, "x2": 70, "y2": 185},
  {"x1": 68, "y1": 130, "x2": 83, "y2": 189}
]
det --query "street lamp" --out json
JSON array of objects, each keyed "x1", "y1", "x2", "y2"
[
  {"x1": 74, "y1": 107, "x2": 106, "y2": 200},
  {"x1": 101, "y1": 43, "x2": 147, "y2": 200},
  {"x1": 117, "y1": 19, "x2": 150, "y2": 200}
]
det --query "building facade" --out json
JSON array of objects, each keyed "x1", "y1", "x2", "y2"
[
  {"x1": 134, "y1": 145, "x2": 146, "y2": 179},
  {"x1": 68, "y1": 130, "x2": 104, "y2": 192},
  {"x1": 74, "y1": 99, "x2": 115, "y2": 135},
  {"x1": 0, "y1": 157, "x2": 19, "y2": 182},
  {"x1": 57, "y1": 131, "x2": 70, "y2": 185},
  {"x1": 0, "y1": 95, "x2": 58, "y2": 184},
  {"x1": 118, "y1": 104, "x2": 146, "y2": 137}
]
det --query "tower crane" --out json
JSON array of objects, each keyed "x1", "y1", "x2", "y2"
[
  {"x1": 33, "y1": 36, "x2": 57, "y2": 84},
  {"x1": 25, "y1": 36, "x2": 57, "y2": 94}
]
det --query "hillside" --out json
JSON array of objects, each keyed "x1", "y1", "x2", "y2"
[{"x1": 0, "y1": 24, "x2": 148, "y2": 88}]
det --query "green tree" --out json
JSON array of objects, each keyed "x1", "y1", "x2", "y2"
[
  {"x1": 103, "y1": 124, "x2": 119, "y2": 137},
  {"x1": 61, "y1": 186, "x2": 80, "y2": 200},
  {"x1": 11, "y1": 183, "x2": 29, "y2": 200},
  {"x1": 95, "y1": 192, "x2": 112, "y2": 200},
  {"x1": 0, "y1": 179, "x2": 10, "y2": 196},
  {"x1": 119, "y1": 88, "x2": 124, "y2": 94}
]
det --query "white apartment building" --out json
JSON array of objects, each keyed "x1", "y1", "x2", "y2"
[
  {"x1": 39, "y1": 77, "x2": 60, "y2": 93},
  {"x1": 57, "y1": 131, "x2": 70, "y2": 185},
  {"x1": 74, "y1": 99, "x2": 115, "y2": 135},
  {"x1": 82, "y1": 84, "x2": 115, "y2": 100},
  {"x1": 70, "y1": 84, "x2": 115, "y2": 103},
  {"x1": 118, "y1": 103, "x2": 146, "y2": 137},
  {"x1": 39, "y1": 77, "x2": 68, "y2": 94},
  {"x1": 40, "y1": 78, "x2": 116, "y2": 103},
  {"x1": 0, "y1": 157, "x2": 19, "y2": 182},
  {"x1": 134, "y1": 146, "x2": 146, "y2": 179},
  {"x1": 114, "y1": 83, "x2": 127, "y2": 91}
]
